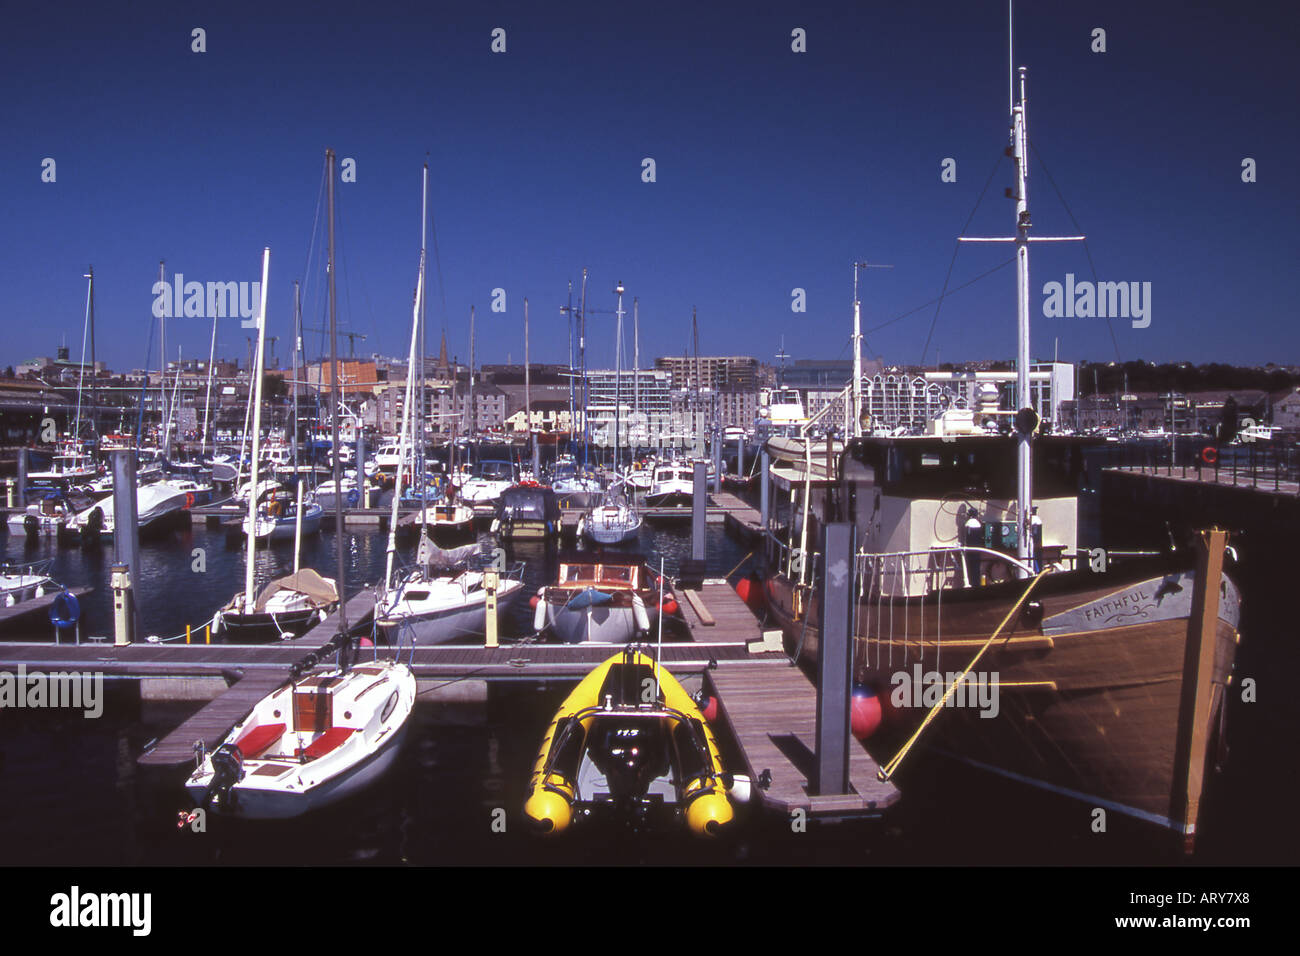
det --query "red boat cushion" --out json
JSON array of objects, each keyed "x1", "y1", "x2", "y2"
[
  {"x1": 299, "y1": 727, "x2": 355, "y2": 760},
  {"x1": 234, "y1": 723, "x2": 285, "y2": 759}
]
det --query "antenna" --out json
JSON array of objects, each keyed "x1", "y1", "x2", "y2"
[{"x1": 1008, "y1": 0, "x2": 1015, "y2": 119}]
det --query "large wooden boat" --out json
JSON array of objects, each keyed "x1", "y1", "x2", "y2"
[
  {"x1": 763, "y1": 436, "x2": 1240, "y2": 841},
  {"x1": 758, "y1": 37, "x2": 1241, "y2": 846}
]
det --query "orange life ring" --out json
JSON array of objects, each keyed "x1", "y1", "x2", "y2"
[
  {"x1": 1201, "y1": 446, "x2": 1217, "y2": 465},
  {"x1": 185, "y1": 492, "x2": 195, "y2": 508}
]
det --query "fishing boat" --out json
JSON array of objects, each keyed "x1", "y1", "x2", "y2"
[
  {"x1": 491, "y1": 484, "x2": 560, "y2": 540},
  {"x1": 532, "y1": 552, "x2": 669, "y2": 644},
  {"x1": 644, "y1": 461, "x2": 695, "y2": 509},
  {"x1": 523, "y1": 646, "x2": 747, "y2": 836},
  {"x1": 758, "y1": 33, "x2": 1242, "y2": 847},
  {"x1": 185, "y1": 655, "x2": 415, "y2": 819}
]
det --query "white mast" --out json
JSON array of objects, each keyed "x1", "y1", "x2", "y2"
[
  {"x1": 74, "y1": 269, "x2": 93, "y2": 441},
  {"x1": 201, "y1": 308, "x2": 218, "y2": 455},
  {"x1": 243, "y1": 248, "x2": 271, "y2": 611},
  {"x1": 852, "y1": 263, "x2": 862, "y2": 438},
  {"x1": 959, "y1": 12, "x2": 1083, "y2": 574},
  {"x1": 384, "y1": 241, "x2": 426, "y2": 590}
]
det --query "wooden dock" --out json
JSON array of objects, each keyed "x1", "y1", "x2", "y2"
[
  {"x1": 0, "y1": 587, "x2": 95, "y2": 637},
  {"x1": 707, "y1": 660, "x2": 901, "y2": 817},
  {"x1": 137, "y1": 670, "x2": 286, "y2": 767},
  {"x1": 298, "y1": 590, "x2": 377, "y2": 641}
]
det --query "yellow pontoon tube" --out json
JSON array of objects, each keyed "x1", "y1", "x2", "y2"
[{"x1": 524, "y1": 647, "x2": 742, "y2": 837}]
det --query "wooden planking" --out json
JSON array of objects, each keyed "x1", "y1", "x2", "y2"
[
  {"x1": 0, "y1": 637, "x2": 760, "y2": 680},
  {"x1": 0, "y1": 587, "x2": 95, "y2": 635},
  {"x1": 707, "y1": 660, "x2": 900, "y2": 816},
  {"x1": 137, "y1": 670, "x2": 286, "y2": 766},
  {"x1": 300, "y1": 591, "x2": 377, "y2": 642}
]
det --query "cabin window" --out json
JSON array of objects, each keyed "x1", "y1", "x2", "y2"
[{"x1": 601, "y1": 566, "x2": 632, "y2": 584}]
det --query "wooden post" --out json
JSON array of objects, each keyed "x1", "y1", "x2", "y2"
[{"x1": 1170, "y1": 527, "x2": 1227, "y2": 853}]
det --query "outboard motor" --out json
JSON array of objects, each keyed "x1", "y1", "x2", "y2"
[
  {"x1": 588, "y1": 719, "x2": 670, "y2": 805},
  {"x1": 81, "y1": 507, "x2": 104, "y2": 547},
  {"x1": 22, "y1": 513, "x2": 39, "y2": 540},
  {"x1": 201, "y1": 743, "x2": 245, "y2": 810}
]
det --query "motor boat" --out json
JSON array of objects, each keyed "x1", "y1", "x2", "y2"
[
  {"x1": 532, "y1": 553, "x2": 671, "y2": 644},
  {"x1": 523, "y1": 646, "x2": 748, "y2": 836}
]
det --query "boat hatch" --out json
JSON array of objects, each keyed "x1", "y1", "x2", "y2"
[{"x1": 293, "y1": 689, "x2": 332, "y2": 734}]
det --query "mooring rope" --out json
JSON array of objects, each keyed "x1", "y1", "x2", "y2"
[{"x1": 878, "y1": 567, "x2": 1049, "y2": 782}]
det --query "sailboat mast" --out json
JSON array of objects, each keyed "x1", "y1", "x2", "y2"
[
  {"x1": 633, "y1": 297, "x2": 639, "y2": 432},
  {"x1": 468, "y1": 306, "x2": 476, "y2": 440},
  {"x1": 243, "y1": 248, "x2": 271, "y2": 612},
  {"x1": 158, "y1": 260, "x2": 168, "y2": 454},
  {"x1": 1012, "y1": 66, "x2": 1032, "y2": 571},
  {"x1": 579, "y1": 269, "x2": 588, "y2": 463},
  {"x1": 419, "y1": 162, "x2": 429, "y2": 532},
  {"x1": 614, "y1": 281, "x2": 625, "y2": 468},
  {"x1": 326, "y1": 148, "x2": 348, "y2": 637},
  {"x1": 524, "y1": 297, "x2": 531, "y2": 458},
  {"x1": 201, "y1": 307, "x2": 218, "y2": 455},
  {"x1": 291, "y1": 280, "x2": 300, "y2": 473},
  {"x1": 75, "y1": 268, "x2": 93, "y2": 441},
  {"x1": 385, "y1": 240, "x2": 425, "y2": 590}
]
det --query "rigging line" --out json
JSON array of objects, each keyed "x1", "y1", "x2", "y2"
[
  {"x1": 868, "y1": 256, "x2": 1017, "y2": 336},
  {"x1": 920, "y1": 153, "x2": 1006, "y2": 366},
  {"x1": 1029, "y1": 137, "x2": 1123, "y2": 364}
]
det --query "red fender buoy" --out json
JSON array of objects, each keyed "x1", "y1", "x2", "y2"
[
  {"x1": 851, "y1": 686, "x2": 883, "y2": 740},
  {"x1": 529, "y1": 594, "x2": 541, "y2": 609},
  {"x1": 700, "y1": 696, "x2": 719, "y2": 722},
  {"x1": 661, "y1": 597, "x2": 679, "y2": 616}
]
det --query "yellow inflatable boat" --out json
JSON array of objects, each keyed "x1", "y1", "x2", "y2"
[{"x1": 523, "y1": 646, "x2": 747, "y2": 837}]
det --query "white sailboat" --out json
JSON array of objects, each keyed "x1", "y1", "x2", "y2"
[
  {"x1": 191, "y1": 151, "x2": 415, "y2": 817},
  {"x1": 375, "y1": 163, "x2": 527, "y2": 645}
]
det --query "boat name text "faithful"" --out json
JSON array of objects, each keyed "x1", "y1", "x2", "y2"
[{"x1": 1082, "y1": 588, "x2": 1152, "y2": 624}]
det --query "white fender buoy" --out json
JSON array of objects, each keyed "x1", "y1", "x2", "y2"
[
  {"x1": 632, "y1": 593, "x2": 650, "y2": 633},
  {"x1": 533, "y1": 590, "x2": 549, "y2": 633}
]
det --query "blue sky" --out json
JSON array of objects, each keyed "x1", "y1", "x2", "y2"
[{"x1": 2, "y1": 1, "x2": 1295, "y2": 375}]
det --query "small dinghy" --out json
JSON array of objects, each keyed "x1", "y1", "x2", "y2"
[
  {"x1": 523, "y1": 646, "x2": 749, "y2": 836},
  {"x1": 186, "y1": 644, "x2": 416, "y2": 819}
]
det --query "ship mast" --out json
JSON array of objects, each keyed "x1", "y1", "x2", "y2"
[{"x1": 959, "y1": 13, "x2": 1083, "y2": 576}]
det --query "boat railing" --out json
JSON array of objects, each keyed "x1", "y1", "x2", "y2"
[{"x1": 0, "y1": 557, "x2": 56, "y2": 579}]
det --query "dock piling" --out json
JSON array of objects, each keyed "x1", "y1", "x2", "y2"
[
  {"x1": 110, "y1": 450, "x2": 142, "y2": 644},
  {"x1": 814, "y1": 522, "x2": 853, "y2": 797}
]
